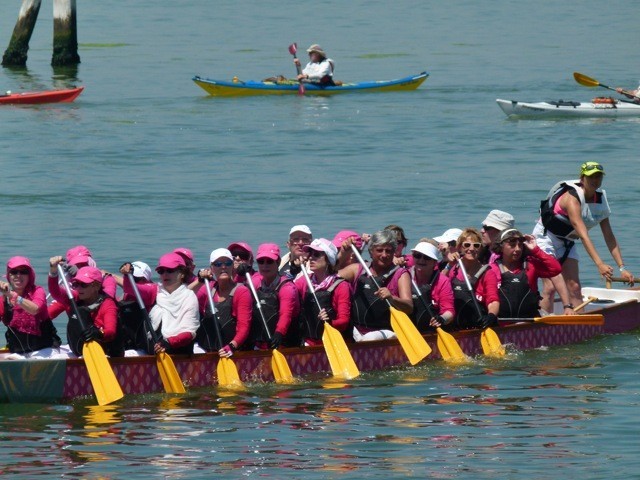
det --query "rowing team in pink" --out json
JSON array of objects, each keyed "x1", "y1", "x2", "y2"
[{"x1": 0, "y1": 161, "x2": 633, "y2": 359}]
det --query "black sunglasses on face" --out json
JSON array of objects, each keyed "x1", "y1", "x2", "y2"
[
  {"x1": 9, "y1": 269, "x2": 29, "y2": 275},
  {"x1": 257, "y1": 258, "x2": 275, "y2": 265},
  {"x1": 157, "y1": 267, "x2": 177, "y2": 275},
  {"x1": 231, "y1": 251, "x2": 250, "y2": 261}
]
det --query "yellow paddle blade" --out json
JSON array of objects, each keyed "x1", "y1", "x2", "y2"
[
  {"x1": 390, "y1": 307, "x2": 432, "y2": 365},
  {"x1": 217, "y1": 357, "x2": 243, "y2": 389},
  {"x1": 322, "y1": 322, "x2": 360, "y2": 380},
  {"x1": 436, "y1": 328, "x2": 468, "y2": 363},
  {"x1": 480, "y1": 328, "x2": 505, "y2": 357},
  {"x1": 271, "y1": 349, "x2": 295, "y2": 384},
  {"x1": 573, "y1": 72, "x2": 599, "y2": 87},
  {"x1": 156, "y1": 352, "x2": 186, "y2": 394},
  {"x1": 535, "y1": 314, "x2": 604, "y2": 325},
  {"x1": 82, "y1": 341, "x2": 124, "y2": 406}
]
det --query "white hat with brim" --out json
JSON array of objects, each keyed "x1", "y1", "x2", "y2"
[
  {"x1": 304, "y1": 238, "x2": 338, "y2": 266},
  {"x1": 210, "y1": 248, "x2": 233, "y2": 263},
  {"x1": 411, "y1": 242, "x2": 442, "y2": 262},
  {"x1": 482, "y1": 210, "x2": 515, "y2": 231},
  {"x1": 289, "y1": 224, "x2": 312, "y2": 235},
  {"x1": 433, "y1": 228, "x2": 463, "y2": 244}
]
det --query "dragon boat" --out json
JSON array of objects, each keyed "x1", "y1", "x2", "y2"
[
  {"x1": 0, "y1": 286, "x2": 638, "y2": 404},
  {"x1": 192, "y1": 72, "x2": 428, "y2": 97}
]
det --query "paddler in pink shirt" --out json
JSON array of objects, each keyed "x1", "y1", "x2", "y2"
[
  {"x1": 191, "y1": 248, "x2": 253, "y2": 356},
  {"x1": 295, "y1": 239, "x2": 351, "y2": 346},
  {"x1": 250, "y1": 243, "x2": 300, "y2": 349},
  {"x1": 0, "y1": 256, "x2": 60, "y2": 354},
  {"x1": 409, "y1": 242, "x2": 455, "y2": 332}
]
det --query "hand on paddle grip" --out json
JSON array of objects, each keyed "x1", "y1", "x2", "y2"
[
  {"x1": 82, "y1": 325, "x2": 103, "y2": 342},
  {"x1": 479, "y1": 313, "x2": 498, "y2": 330},
  {"x1": 429, "y1": 315, "x2": 447, "y2": 328},
  {"x1": 119, "y1": 262, "x2": 133, "y2": 275},
  {"x1": 269, "y1": 332, "x2": 283, "y2": 349},
  {"x1": 219, "y1": 343, "x2": 236, "y2": 358}
]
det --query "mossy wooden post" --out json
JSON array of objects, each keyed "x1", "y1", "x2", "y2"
[
  {"x1": 52, "y1": 0, "x2": 80, "y2": 66},
  {"x1": 2, "y1": 0, "x2": 42, "y2": 67}
]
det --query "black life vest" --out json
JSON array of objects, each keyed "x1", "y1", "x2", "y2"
[
  {"x1": 350, "y1": 266, "x2": 399, "y2": 330},
  {"x1": 450, "y1": 264, "x2": 489, "y2": 329},
  {"x1": 540, "y1": 181, "x2": 608, "y2": 239},
  {"x1": 249, "y1": 277, "x2": 292, "y2": 344},
  {"x1": 196, "y1": 286, "x2": 238, "y2": 352},
  {"x1": 118, "y1": 299, "x2": 146, "y2": 350},
  {"x1": 67, "y1": 294, "x2": 124, "y2": 357},
  {"x1": 3, "y1": 298, "x2": 61, "y2": 354},
  {"x1": 496, "y1": 261, "x2": 540, "y2": 319},
  {"x1": 410, "y1": 270, "x2": 439, "y2": 333},
  {"x1": 300, "y1": 278, "x2": 344, "y2": 341}
]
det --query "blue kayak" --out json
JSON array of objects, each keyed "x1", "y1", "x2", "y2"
[{"x1": 192, "y1": 72, "x2": 428, "y2": 97}]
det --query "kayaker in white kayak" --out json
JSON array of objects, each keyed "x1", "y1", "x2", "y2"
[
  {"x1": 533, "y1": 161, "x2": 635, "y2": 313},
  {"x1": 294, "y1": 44, "x2": 335, "y2": 86}
]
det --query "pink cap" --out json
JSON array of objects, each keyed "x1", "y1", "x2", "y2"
[
  {"x1": 228, "y1": 242, "x2": 253, "y2": 255},
  {"x1": 68, "y1": 255, "x2": 91, "y2": 266},
  {"x1": 156, "y1": 253, "x2": 186, "y2": 271},
  {"x1": 332, "y1": 230, "x2": 363, "y2": 250},
  {"x1": 7, "y1": 256, "x2": 32, "y2": 270},
  {"x1": 6, "y1": 256, "x2": 35, "y2": 285},
  {"x1": 66, "y1": 245, "x2": 92, "y2": 263},
  {"x1": 256, "y1": 243, "x2": 281, "y2": 261},
  {"x1": 74, "y1": 266, "x2": 103, "y2": 285},
  {"x1": 173, "y1": 247, "x2": 194, "y2": 264}
]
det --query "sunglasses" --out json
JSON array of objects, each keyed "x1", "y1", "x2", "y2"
[
  {"x1": 212, "y1": 260, "x2": 233, "y2": 268},
  {"x1": 257, "y1": 258, "x2": 276, "y2": 265},
  {"x1": 462, "y1": 242, "x2": 481, "y2": 249},
  {"x1": 156, "y1": 267, "x2": 177, "y2": 275},
  {"x1": 71, "y1": 281, "x2": 92, "y2": 289},
  {"x1": 231, "y1": 251, "x2": 250, "y2": 261},
  {"x1": 582, "y1": 163, "x2": 604, "y2": 173},
  {"x1": 309, "y1": 250, "x2": 325, "y2": 259},
  {"x1": 481, "y1": 225, "x2": 498, "y2": 232},
  {"x1": 290, "y1": 237, "x2": 311, "y2": 245},
  {"x1": 412, "y1": 252, "x2": 434, "y2": 261},
  {"x1": 8, "y1": 269, "x2": 29, "y2": 275}
]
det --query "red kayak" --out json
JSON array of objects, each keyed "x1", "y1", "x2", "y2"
[{"x1": 0, "y1": 86, "x2": 83, "y2": 105}]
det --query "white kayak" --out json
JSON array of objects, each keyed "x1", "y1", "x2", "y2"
[{"x1": 496, "y1": 98, "x2": 640, "y2": 118}]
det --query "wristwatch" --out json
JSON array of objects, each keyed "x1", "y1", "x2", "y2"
[{"x1": 563, "y1": 304, "x2": 574, "y2": 309}]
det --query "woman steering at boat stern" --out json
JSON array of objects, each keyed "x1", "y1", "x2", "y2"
[{"x1": 533, "y1": 161, "x2": 634, "y2": 312}]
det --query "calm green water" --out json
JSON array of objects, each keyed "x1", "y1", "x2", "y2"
[{"x1": 0, "y1": 1, "x2": 639, "y2": 477}]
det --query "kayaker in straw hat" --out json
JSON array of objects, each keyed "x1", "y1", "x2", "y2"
[
  {"x1": 294, "y1": 44, "x2": 335, "y2": 86},
  {"x1": 533, "y1": 161, "x2": 634, "y2": 313}
]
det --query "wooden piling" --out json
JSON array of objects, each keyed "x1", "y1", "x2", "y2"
[
  {"x1": 52, "y1": 0, "x2": 80, "y2": 66},
  {"x1": 2, "y1": 0, "x2": 42, "y2": 67}
]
